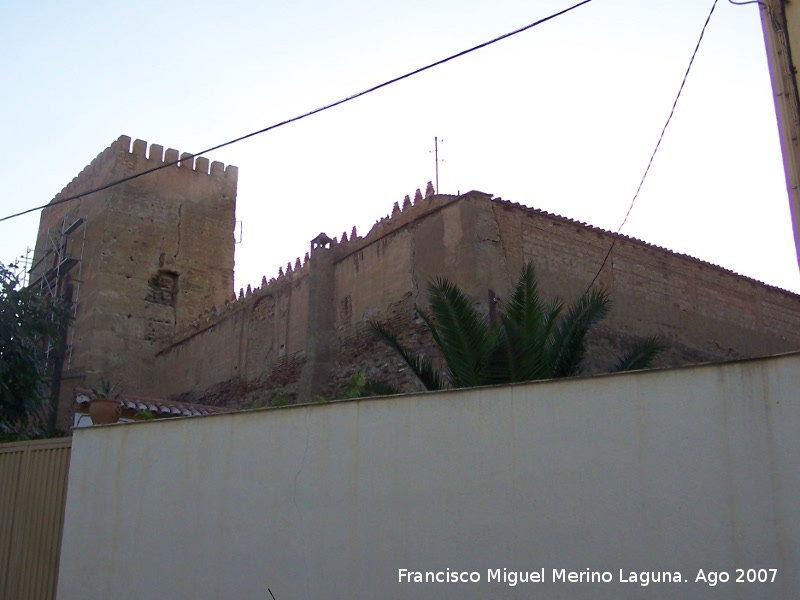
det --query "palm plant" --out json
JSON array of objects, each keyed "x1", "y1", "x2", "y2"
[
  {"x1": 90, "y1": 379, "x2": 122, "y2": 400},
  {"x1": 370, "y1": 262, "x2": 663, "y2": 391}
]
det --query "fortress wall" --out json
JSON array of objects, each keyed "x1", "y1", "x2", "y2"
[
  {"x1": 157, "y1": 188, "x2": 800, "y2": 404},
  {"x1": 154, "y1": 264, "x2": 312, "y2": 405},
  {"x1": 156, "y1": 307, "x2": 246, "y2": 397},
  {"x1": 322, "y1": 192, "x2": 800, "y2": 394},
  {"x1": 38, "y1": 137, "x2": 800, "y2": 411},
  {"x1": 335, "y1": 228, "x2": 416, "y2": 328},
  {"x1": 153, "y1": 188, "x2": 464, "y2": 403},
  {"x1": 331, "y1": 222, "x2": 423, "y2": 395}
]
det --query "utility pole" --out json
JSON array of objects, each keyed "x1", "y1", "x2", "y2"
[{"x1": 760, "y1": 0, "x2": 800, "y2": 269}]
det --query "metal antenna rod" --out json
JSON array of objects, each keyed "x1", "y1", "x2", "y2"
[{"x1": 434, "y1": 137, "x2": 439, "y2": 193}]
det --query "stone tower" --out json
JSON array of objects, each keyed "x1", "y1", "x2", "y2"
[{"x1": 30, "y1": 135, "x2": 237, "y2": 427}]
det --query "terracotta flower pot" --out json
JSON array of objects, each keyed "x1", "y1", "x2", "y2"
[{"x1": 89, "y1": 398, "x2": 122, "y2": 425}]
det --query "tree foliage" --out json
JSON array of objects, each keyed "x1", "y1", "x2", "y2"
[
  {"x1": 0, "y1": 262, "x2": 69, "y2": 438},
  {"x1": 371, "y1": 262, "x2": 664, "y2": 391}
]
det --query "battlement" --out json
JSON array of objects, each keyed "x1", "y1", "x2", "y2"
[
  {"x1": 51, "y1": 135, "x2": 238, "y2": 207},
  {"x1": 330, "y1": 182, "x2": 468, "y2": 263},
  {"x1": 125, "y1": 135, "x2": 238, "y2": 181}
]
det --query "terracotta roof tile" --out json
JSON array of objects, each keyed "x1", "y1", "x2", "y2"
[{"x1": 75, "y1": 389, "x2": 232, "y2": 419}]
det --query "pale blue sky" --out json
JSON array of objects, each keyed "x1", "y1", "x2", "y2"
[{"x1": 2, "y1": 0, "x2": 798, "y2": 293}]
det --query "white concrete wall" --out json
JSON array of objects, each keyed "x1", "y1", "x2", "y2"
[{"x1": 57, "y1": 353, "x2": 800, "y2": 599}]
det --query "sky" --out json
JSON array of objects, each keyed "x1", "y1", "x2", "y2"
[{"x1": 2, "y1": 0, "x2": 799, "y2": 294}]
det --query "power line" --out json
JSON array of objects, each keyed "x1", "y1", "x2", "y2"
[
  {"x1": 0, "y1": 0, "x2": 594, "y2": 224},
  {"x1": 586, "y1": 0, "x2": 719, "y2": 291}
]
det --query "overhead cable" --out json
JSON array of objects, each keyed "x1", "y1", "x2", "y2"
[{"x1": 586, "y1": 0, "x2": 719, "y2": 291}]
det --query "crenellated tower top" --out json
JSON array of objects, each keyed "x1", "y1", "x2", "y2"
[{"x1": 50, "y1": 135, "x2": 237, "y2": 209}]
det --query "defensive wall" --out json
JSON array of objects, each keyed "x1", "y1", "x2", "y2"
[
  {"x1": 31, "y1": 135, "x2": 237, "y2": 429},
  {"x1": 56, "y1": 352, "x2": 800, "y2": 599},
  {"x1": 32, "y1": 136, "x2": 800, "y2": 414},
  {"x1": 154, "y1": 185, "x2": 800, "y2": 407}
]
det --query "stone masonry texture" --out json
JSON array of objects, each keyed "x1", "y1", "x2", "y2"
[{"x1": 31, "y1": 136, "x2": 236, "y2": 429}]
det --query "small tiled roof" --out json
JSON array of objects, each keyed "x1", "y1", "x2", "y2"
[{"x1": 75, "y1": 389, "x2": 231, "y2": 418}]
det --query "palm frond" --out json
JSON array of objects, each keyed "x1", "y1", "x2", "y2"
[
  {"x1": 371, "y1": 261, "x2": 663, "y2": 392},
  {"x1": 497, "y1": 262, "x2": 562, "y2": 382},
  {"x1": 547, "y1": 287, "x2": 610, "y2": 378},
  {"x1": 610, "y1": 336, "x2": 665, "y2": 372},
  {"x1": 421, "y1": 277, "x2": 494, "y2": 388},
  {"x1": 368, "y1": 321, "x2": 446, "y2": 391}
]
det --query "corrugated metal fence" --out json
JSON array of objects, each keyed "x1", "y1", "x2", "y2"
[{"x1": 0, "y1": 438, "x2": 71, "y2": 600}]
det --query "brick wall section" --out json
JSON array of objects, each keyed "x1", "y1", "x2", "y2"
[{"x1": 486, "y1": 198, "x2": 800, "y2": 359}]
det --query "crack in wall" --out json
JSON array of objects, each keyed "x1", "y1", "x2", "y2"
[
  {"x1": 172, "y1": 203, "x2": 183, "y2": 335},
  {"x1": 489, "y1": 201, "x2": 513, "y2": 285},
  {"x1": 410, "y1": 223, "x2": 420, "y2": 307},
  {"x1": 174, "y1": 203, "x2": 183, "y2": 261}
]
